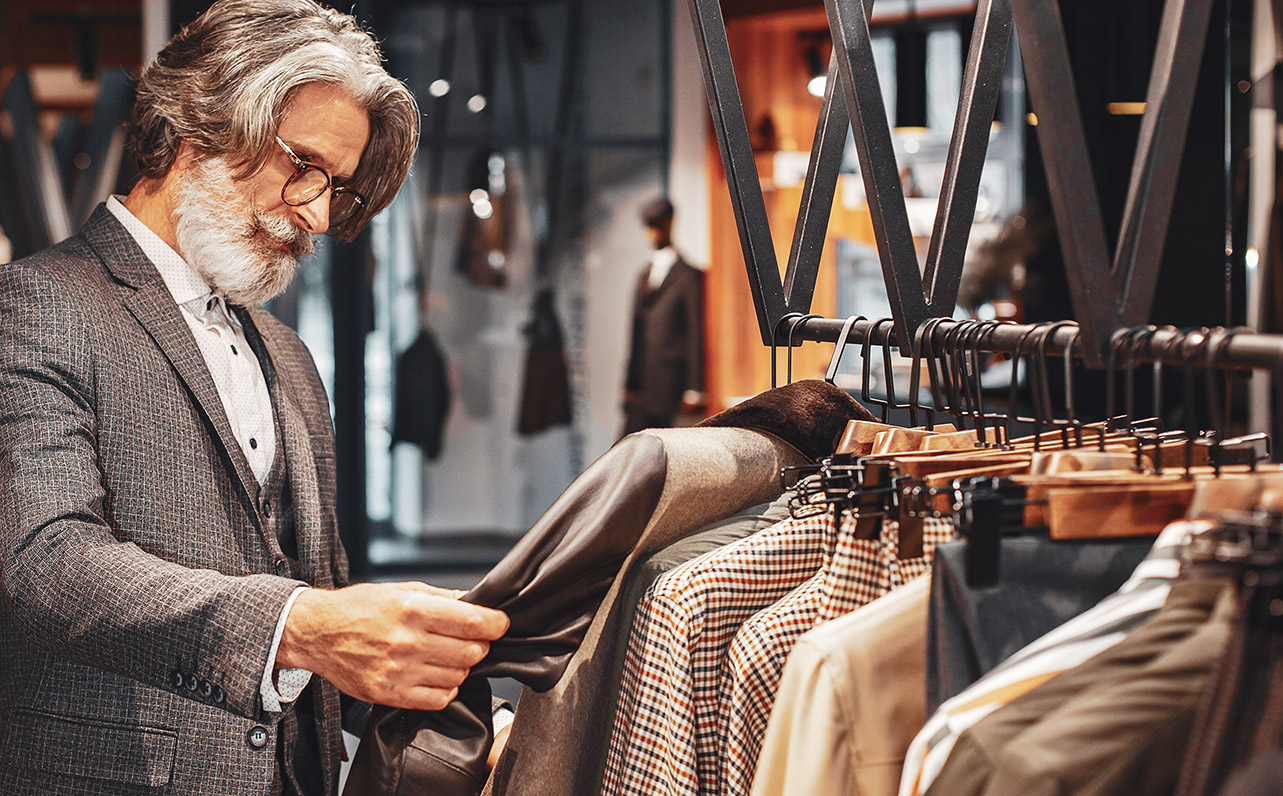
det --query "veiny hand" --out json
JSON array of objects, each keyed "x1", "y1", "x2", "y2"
[{"x1": 277, "y1": 581, "x2": 509, "y2": 711}]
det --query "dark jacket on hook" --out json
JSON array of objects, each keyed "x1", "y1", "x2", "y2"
[
  {"x1": 344, "y1": 380, "x2": 875, "y2": 796},
  {"x1": 391, "y1": 328, "x2": 452, "y2": 459},
  {"x1": 517, "y1": 289, "x2": 573, "y2": 435}
]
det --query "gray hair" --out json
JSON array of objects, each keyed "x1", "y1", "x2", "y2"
[{"x1": 128, "y1": 0, "x2": 419, "y2": 240}]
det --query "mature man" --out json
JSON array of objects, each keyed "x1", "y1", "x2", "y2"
[{"x1": 0, "y1": 2, "x2": 508, "y2": 794}]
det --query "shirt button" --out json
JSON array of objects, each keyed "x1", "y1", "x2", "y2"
[
  {"x1": 247, "y1": 725, "x2": 269, "y2": 749},
  {"x1": 230, "y1": 344, "x2": 239, "y2": 356},
  {"x1": 249, "y1": 438, "x2": 258, "y2": 450}
]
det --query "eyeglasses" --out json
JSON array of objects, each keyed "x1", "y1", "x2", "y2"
[{"x1": 275, "y1": 136, "x2": 366, "y2": 230}]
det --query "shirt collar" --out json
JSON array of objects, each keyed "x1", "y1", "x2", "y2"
[
  {"x1": 106, "y1": 195, "x2": 213, "y2": 307},
  {"x1": 650, "y1": 246, "x2": 678, "y2": 268}
]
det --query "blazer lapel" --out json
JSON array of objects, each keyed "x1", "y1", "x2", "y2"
[{"x1": 81, "y1": 206, "x2": 263, "y2": 513}]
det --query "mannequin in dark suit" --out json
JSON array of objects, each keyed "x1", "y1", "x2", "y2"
[{"x1": 623, "y1": 198, "x2": 706, "y2": 435}]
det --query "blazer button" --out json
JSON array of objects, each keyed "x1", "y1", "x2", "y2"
[
  {"x1": 213, "y1": 686, "x2": 226, "y2": 704},
  {"x1": 262, "y1": 503, "x2": 272, "y2": 519},
  {"x1": 199, "y1": 679, "x2": 214, "y2": 698},
  {"x1": 171, "y1": 670, "x2": 185, "y2": 690},
  {"x1": 247, "y1": 725, "x2": 269, "y2": 749},
  {"x1": 274, "y1": 559, "x2": 286, "y2": 576},
  {"x1": 185, "y1": 674, "x2": 199, "y2": 692}
]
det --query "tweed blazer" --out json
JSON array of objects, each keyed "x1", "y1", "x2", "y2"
[{"x1": 0, "y1": 206, "x2": 349, "y2": 795}]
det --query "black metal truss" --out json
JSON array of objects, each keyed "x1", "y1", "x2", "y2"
[{"x1": 687, "y1": 0, "x2": 1223, "y2": 367}]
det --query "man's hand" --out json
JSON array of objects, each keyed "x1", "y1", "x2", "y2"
[{"x1": 276, "y1": 582, "x2": 509, "y2": 711}]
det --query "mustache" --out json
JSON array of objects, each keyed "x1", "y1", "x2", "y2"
[{"x1": 250, "y1": 212, "x2": 314, "y2": 258}]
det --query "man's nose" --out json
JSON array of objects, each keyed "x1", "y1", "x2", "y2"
[{"x1": 292, "y1": 191, "x2": 331, "y2": 236}]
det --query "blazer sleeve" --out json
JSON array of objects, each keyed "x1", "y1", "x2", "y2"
[
  {"x1": 683, "y1": 265, "x2": 705, "y2": 394},
  {"x1": 0, "y1": 261, "x2": 300, "y2": 722}
]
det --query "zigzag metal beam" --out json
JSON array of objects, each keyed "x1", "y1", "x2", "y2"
[
  {"x1": 690, "y1": 0, "x2": 1008, "y2": 347},
  {"x1": 1009, "y1": 0, "x2": 1214, "y2": 366},
  {"x1": 687, "y1": 0, "x2": 786, "y2": 339},
  {"x1": 690, "y1": 0, "x2": 1216, "y2": 366}
]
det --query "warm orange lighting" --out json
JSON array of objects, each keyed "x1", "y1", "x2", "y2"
[
  {"x1": 1026, "y1": 112, "x2": 1038, "y2": 126},
  {"x1": 1107, "y1": 102, "x2": 1146, "y2": 115}
]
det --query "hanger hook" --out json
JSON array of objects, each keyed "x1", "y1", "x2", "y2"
[
  {"x1": 1206, "y1": 326, "x2": 1249, "y2": 449},
  {"x1": 882, "y1": 319, "x2": 905, "y2": 421},
  {"x1": 975, "y1": 322, "x2": 1016, "y2": 446},
  {"x1": 785, "y1": 313, "x2": 822, "y2": 385},
  {"x1": 1124, "y1": 325, "x2": 1162, "y2": 436},
  {"x1": 965, "y1": 320, "x2": 1004, "y2": 445},
  {"x1": 1105, "y1": 326, "x2": 1150, "y2": 443},
  {"x1": 1061, "y1": 325, "x2": 1083, "y2": 446},
  {"x1": 1006, "y1": 322, "x2": 1047, "y2": 448},
  {"x1": 861, "y1": 318, "x2": 897, "y2": 423},
  {"x1": 1178, "y1": 327, "x2": 1213, "y2": 475},
  {"x1": 825, "y1": 315, "x2": 865, "y2": 385},
  {"x1": 771, "y1": 312, "x2": 803, "y2": 389},
  {"x1": 947, "y1": 321, "x2": 974, "y2": 430},
  {"x1": 1033, "y1": 320, "x2": 1078, "y2": 447},
  {"x1": 956, "y1": 320, "x2": 990, "y2": 434},
  {"x1": 909, "y1": 316, "x2": 949, "y2": 428}
]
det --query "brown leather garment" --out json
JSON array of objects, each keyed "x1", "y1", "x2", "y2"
[{"x1": 345, "y1": 380, "x2": 873, "y2": 796}]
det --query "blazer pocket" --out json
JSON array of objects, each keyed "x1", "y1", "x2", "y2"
[{"x1": 2, "y1": 708, "x2": 177, "y2": 787}]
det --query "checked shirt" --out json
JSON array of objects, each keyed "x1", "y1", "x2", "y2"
[
  {"x1": 716, "y1": 517, "x2": 955, "y2": 796},
  {"x1": 601, "y1": 509, "x2": 835, "y2": 795}
]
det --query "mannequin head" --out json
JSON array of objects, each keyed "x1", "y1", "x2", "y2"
[{"x1": 640, "y1": 197, "x2": 674, "y2": 251}]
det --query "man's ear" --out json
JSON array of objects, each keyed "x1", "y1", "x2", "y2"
[{"x1": 172, "y1": 140, "x2": 198, "y2": 173}]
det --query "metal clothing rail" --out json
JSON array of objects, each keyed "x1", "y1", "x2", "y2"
[{"x1": 779, "y1": 316, "x2": 1283, "y2": 372}]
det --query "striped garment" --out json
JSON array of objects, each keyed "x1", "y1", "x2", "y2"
[
  {"x1": 602, "y1": 509, "x2": 835, "y2": 795},
  {"x1": 898, "y1": 519, "x2": 1210, "y2": 796},
  {"x1": 716, "y1": 517, "x2": 956, "y2": 796}
]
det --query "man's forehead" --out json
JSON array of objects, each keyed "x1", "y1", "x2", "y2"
[{"x1": 277, "y1": 84, "x2": 371, "y2": 180}]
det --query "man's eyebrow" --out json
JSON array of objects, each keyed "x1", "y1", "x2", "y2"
[{"x1": 287, "y1": 141, "x2": 356, "y2": 183}]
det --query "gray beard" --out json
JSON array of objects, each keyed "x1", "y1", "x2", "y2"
[{"x1": 172, "y1": 155, "x2": 314, "y2": 306}]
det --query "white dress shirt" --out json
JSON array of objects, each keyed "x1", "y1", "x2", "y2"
[
  {"x1": 106, "y1": 196, "x2": 310, "y2": 712},
  {"x1": 646, "y1": 246, "x2": 679, "y2": 291}
]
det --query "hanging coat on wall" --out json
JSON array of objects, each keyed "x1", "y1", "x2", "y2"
[
  {"x1": 390, "y1": 327, "x2": 452, "y2": 459},
  {"x1": 517, "y1": 288, "x2": 573, "y2": 434}
]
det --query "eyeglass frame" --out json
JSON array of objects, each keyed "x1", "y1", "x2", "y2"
[{"x1": 274, "y1": 136, "x2": 366, "y2": 228}]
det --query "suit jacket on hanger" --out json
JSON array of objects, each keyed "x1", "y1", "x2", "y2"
[{"x1": 0, "y1": 207, "x2": 348, "y2": 795}]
